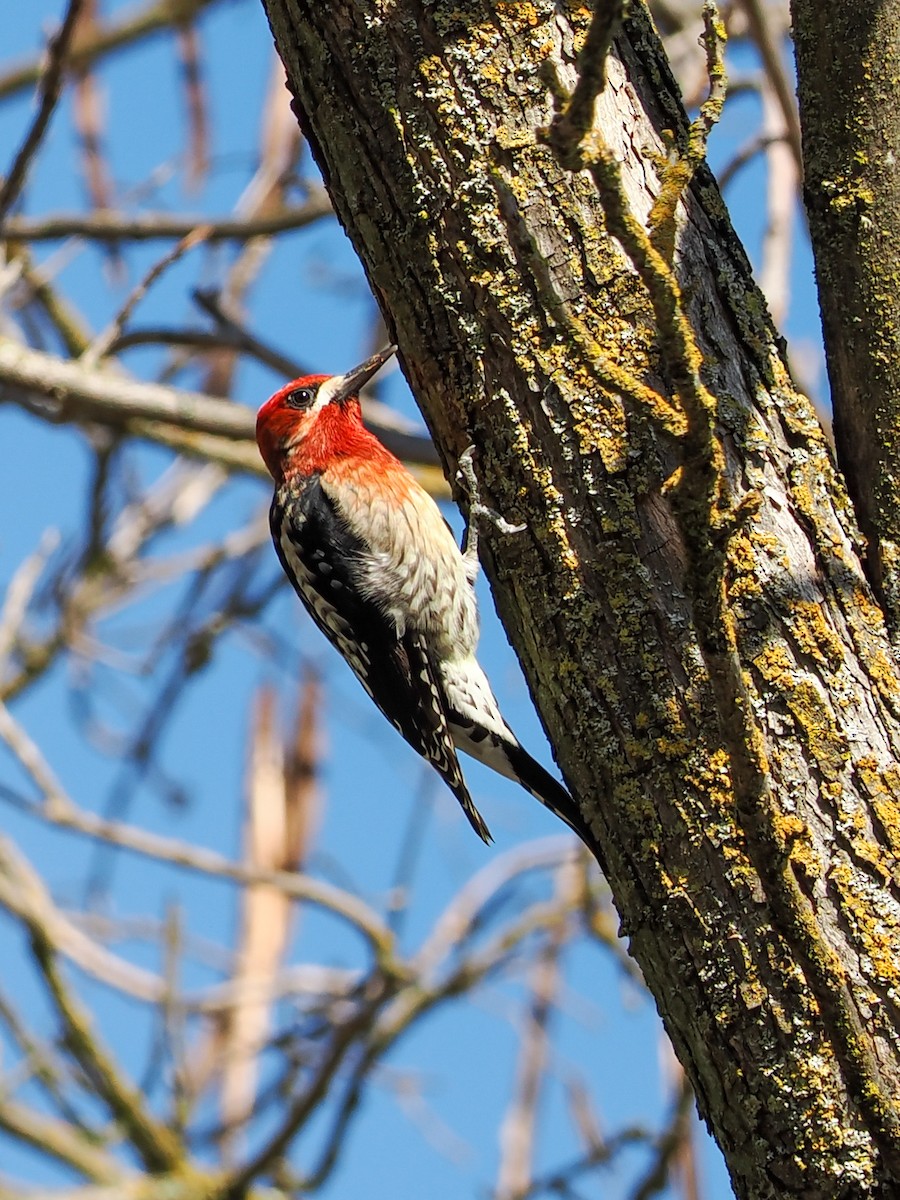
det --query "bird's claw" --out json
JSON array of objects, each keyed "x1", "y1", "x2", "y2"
[
  {"x1": 457, "y1": 446, "x2": 526, "y2": 536},
  {"x1": 457, "y1": 446, "x2": 525, "y2": 581}
]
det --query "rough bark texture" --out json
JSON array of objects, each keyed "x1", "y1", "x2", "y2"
[
  {"x1": 791, "y1": 0, "x2": 900, "y2": 643},
  {"x1": 259, "y1": 2, "x2": 900, "y2": 1196}
]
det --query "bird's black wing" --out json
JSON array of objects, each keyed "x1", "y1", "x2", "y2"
[{"x1": 269, "y1": 480, "x2": 491, "y2": 842}]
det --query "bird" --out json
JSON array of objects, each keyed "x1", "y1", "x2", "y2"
[{"x1": 255, "y1": 343, "x2": 589, "y2": 845}]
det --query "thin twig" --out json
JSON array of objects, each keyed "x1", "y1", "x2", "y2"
[
  {"x1": 735, "y1": 0, "x2": 803, "y2": 175},
  {"x1": 82, "y1": 224, "x2": 213, "y2": 367},
  {"x1": 0, "y1": 0, "x2": 218, "y2": 101},
  {"x1": 648, "y1": 1, "x2": 727, "y2": 260},
  {"x1": 0, "y1": 0, "x2": 86, "y2": 226},
  {"x1": 550, "y1": 0, "x2": 625, "y2": 152},
  {"x1": 0, "y1": 701, "x2": 397, "y2": 962},
  {"x1": 0, "y1": 529, "x2": 59, "y2": 674},
  {"x1": 28, "y1": 923, "x2": 184, "y2": 1172},
  {"x1": 0, "y1": 1098, "x2": 125, "y2": 1184}
]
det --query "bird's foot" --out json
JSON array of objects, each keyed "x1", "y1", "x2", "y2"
[{"x1": 457, "y1": 446, "x2": 526, "y2": 581}]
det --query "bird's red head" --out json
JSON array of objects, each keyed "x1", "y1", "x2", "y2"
[{"x1": 256, "y1": 345, "x2": 397, "y2": 483}]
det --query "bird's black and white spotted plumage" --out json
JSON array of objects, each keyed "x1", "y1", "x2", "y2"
[
  {"x1": 257, "y1": 348, "x2": 592, "y2": 847},
  {"x1": 270, "y1": 476, "x2": 492, "y2": 842}
]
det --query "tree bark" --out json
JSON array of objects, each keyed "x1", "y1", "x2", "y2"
[
  {"x1": 791, "y1": 0, "x2": 900, "y2": 643},
  {"x1": 259, "y1": 2, "x2": 900, "y2": 1196}
]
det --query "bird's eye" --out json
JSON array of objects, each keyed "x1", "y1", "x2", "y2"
[{"x1": 286, "y1": 386, "x2": 316, "y2": 410}]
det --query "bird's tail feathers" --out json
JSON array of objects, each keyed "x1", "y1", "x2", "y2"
[
  {"x1": 451, "y1": 779, "x2": 493, "y2": 843},
  {"x1": 501, "y1": 740, "x2": 591, "y2": 844}
]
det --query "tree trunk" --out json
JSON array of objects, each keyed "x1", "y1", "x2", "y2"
[
  {"x1": 791, "y1": 0, "x2": 900, "y2": 646},
  {"x1": 259, "y1": 2, "x2": 900, "y2": 1196}
]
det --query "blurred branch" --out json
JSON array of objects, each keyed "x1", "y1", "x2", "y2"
[
  {"x1": 223, "y1": 988, "x2": 387, "y2": 1193},
  {"x1": 0, "y1": 463, "x2": 267, "y2": 706},
  {"x1": 757, "y1": 77, "x2": 796, "y2": 328},
  {"x1": 218, "y1": 682, "x2": 319, "y2": 1151},
  {"x1": 0, "y1": 700, "x2": 397, "y2": 963},
  {"x1": 70, "y1": 0, "x2": 116, "y2": 221},
  {"x1": 114, "y1": 420, "x2": 267, "y2": 473},
  {"x1": 0, "y1": 529, "x2": 59, "y2": 671},
  {"x1": 0, "y1": 1181, "x2": 284, "y2": 1200},
  {"x1": 515, "y1": 1126, "x2": 651, "y2": 1199},
  {"x1": 0, "y1": 835, "x2": 355, "y2": 1010},
  {"x1": 0, "y1": 0, "x2": 87, "y2": 225},
  {"x1": 629, "y1": 1068, "x2": 696, "y2": 1200},
  {"x1": 0, "y1": 1098, "x2": 124, "y2": 1184},
  {"x1": 0, "y1": 0, "x2": 222, "y2": 101},
  {"x1": 83, "y1": 224, "x2": 213, "y2": 366},
  {"x1": 0, "y1": 832, "x2": 352, "y2": 1020},
  {"x1": 0, "y1": 988, "x2": 81, "y2": 1124},
  {"x1": 413, "y1": 840, "x2": 585, "y2": 979},
  {"x1": 0, "y1": 338, "x2": 255, "y2": 438},
  {"x1": 734, "y1": 0, "x2": 803, "y2": 173},
  {"x1": 3, "y1": 245, "x2": 94, "y2": 354},
  {"x1": 0, "y1": 339, "x2": 447, "y2": 488},
  {"x1": 496, "y1": 909, "x2": 565, "y2": 1198},
  {"x1": 717, "y1": 131, "x2": 781, "y2": 190},
  {"x1": 30, "y1": 923, "x2": 184, "y2": 1172},
  {"x1": 2, "y1": 195, "x2": 333, "y2": 242},
  {"x1": 175, "y1": 18, "x2": 209, "y2": 192}
]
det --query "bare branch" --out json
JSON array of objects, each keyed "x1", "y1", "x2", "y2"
[
  {"x1": 82, "y1": 224, "x2": 213, "y2": 367},
  {"x1": 28, "y1": 917, "x2": 184, "y2": 1172},
  {"x1": 0, "y1": 1098, "x2": 125, "y2": 1184},
  {"x1": 0, "y1": 701, "x2": 398, "y2": 963},
  {"x1": 0, "y1": 0, "x2": 220, "y2": 101},
  {"x1": 735, "y1": 0, "x2": 803, "y2": 173},
  {"x1": 0, "y1": 338, "x2": 254, "y2": 437},
  {"x1": 496, "y1": 922, "x2": 564, "y2": 1198},
  {"x1": 0, "y1": 0, "x2": 86, "y2": 225},
  {"x1": 2, "y1": 195, "x2": 333, "y2": 243}
]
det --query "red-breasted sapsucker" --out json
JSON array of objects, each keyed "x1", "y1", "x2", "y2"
[{"x1": 256, "y1": 344, "x2": 588, "y2": 844}]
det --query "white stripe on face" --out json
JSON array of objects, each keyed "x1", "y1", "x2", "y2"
[{"x1": 314, "y1": 373, "x2": 351, "y2": 410}]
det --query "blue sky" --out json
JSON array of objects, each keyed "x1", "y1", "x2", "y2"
[{"x1": 0, "y1": 4, "x2": 823, "y2": 1197}]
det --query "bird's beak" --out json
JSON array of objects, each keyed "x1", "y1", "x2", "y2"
[{"x1": 328, "y1": 344, "x2": 397, "y2": 405}]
